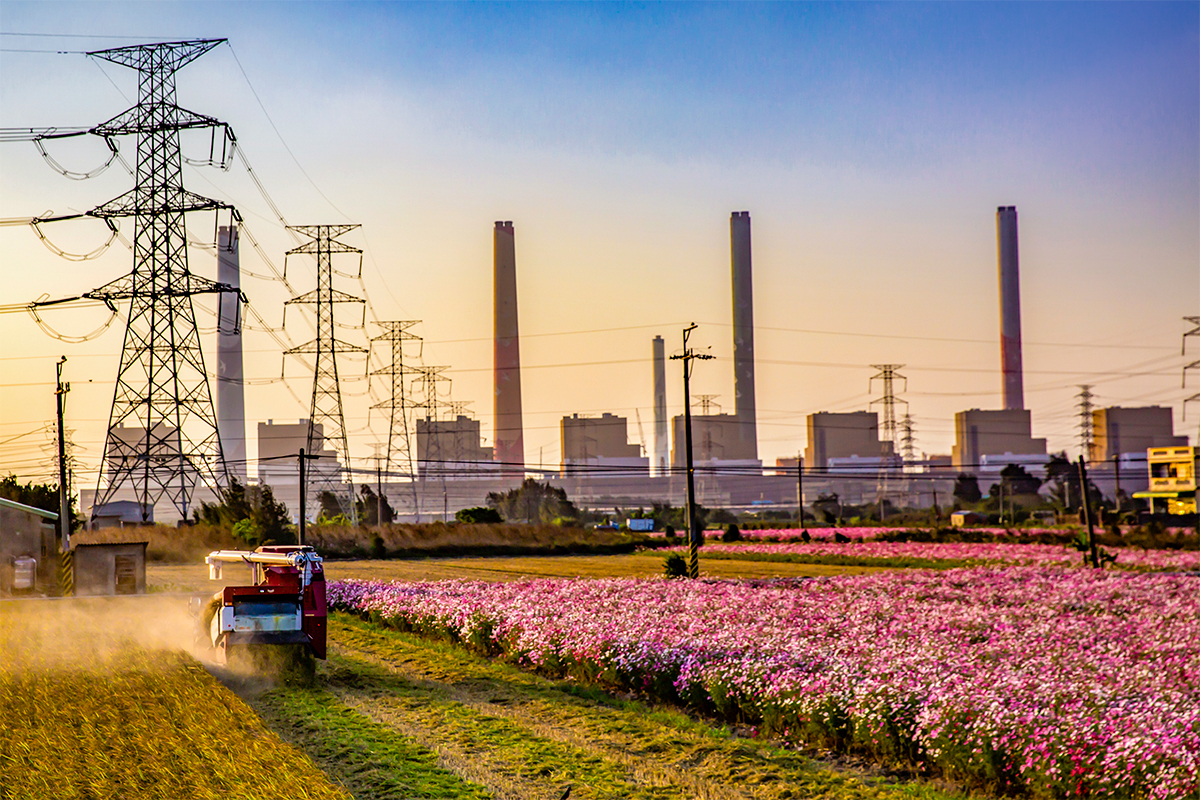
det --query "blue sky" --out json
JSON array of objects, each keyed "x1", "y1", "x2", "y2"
[{"x1": 1, "y1": 2, "x2": 1197, "y2": 484}]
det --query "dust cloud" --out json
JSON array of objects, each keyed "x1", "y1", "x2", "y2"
[{"x1": 0, "y1": 593, "x2": 209, "y2": 672}]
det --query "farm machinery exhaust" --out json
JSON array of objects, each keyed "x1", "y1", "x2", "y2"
[{"x1": 193, "y1": 545, "x2": 326, "y2": 680}]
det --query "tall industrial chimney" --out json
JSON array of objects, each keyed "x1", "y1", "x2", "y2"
[
  {"x1": 216, "y1": 224, "x2": 246, "y2": 482},
  {"x1": 493, "y1": 221, "x2": 524, "y2": 474},
  {"x1": 652, "y1": 335, "x2": 668, "y2": 476},
  {"x1": 730, "y1": 211, "x2": 758, "y2": 459},
  {"x1": 996, "y1": 206, "x2": 1025, "y2": 411}
]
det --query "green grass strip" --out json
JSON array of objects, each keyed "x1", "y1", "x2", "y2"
[
  {"x1": 331, "y1": 613, "x2": 977, "y2": 800},
  {"x1": 252, "y1": 685, "x2": 494, "y2": 800},
  {"x1": 693, "y1": 550, "x2": 970, "y2": 569}
]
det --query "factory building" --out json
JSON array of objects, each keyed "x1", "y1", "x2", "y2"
[
  {"x1": 256, "y1": 420, "x2": 341, "y2": 520},
  {"x1": 1090, "y1": 406, "x2": 1187, "y2": 462},
  {"x1": 417, "y1": 416, "x2": 496, "y2": 478},
  {"x1": 804, "y1": 412, "x2": 893, "y2": 471},
  {"x1": 561, "y1": 413, "x2": 646, "y2": 475},
  {"x1": 670, "y1": 413, "x2": 759, "y2": 468},
  {"x1": 951, "y1": 409, "x2": 1047, "y2": 472}
]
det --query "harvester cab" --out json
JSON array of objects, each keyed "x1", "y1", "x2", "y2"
[{"x1": 196, "y1": 545, "x2": 326, "y2": 674}]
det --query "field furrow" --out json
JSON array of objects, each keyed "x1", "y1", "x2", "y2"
[{"x1": 325, "y1": 612, "x2": 967, "y2": 800}]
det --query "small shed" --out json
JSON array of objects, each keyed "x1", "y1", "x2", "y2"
[
  {"x1": 73, "y1": 541, "x2": 148, "y2": 596},
  {"x1": 0, "y1": 497, "x2": 59, "y2": 595},
  {"x1": 950, "y1": 510, "x2": 986, "y2": 528}
]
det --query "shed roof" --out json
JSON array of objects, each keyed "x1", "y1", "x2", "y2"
[{"x1": 0, "y1": 496, "x2": 59, "y2": 520}]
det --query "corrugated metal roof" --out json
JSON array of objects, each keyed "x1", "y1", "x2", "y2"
[{"x1": 0, "y1": 496, "x2": 59, "y2": 520}]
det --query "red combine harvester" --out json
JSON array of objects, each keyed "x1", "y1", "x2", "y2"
[{"x1": 196, "y1": 545, "x2": 326, "y2": 677}]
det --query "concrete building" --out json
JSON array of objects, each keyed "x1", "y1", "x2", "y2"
[
  {"x1": 73, "y1": 541, "x2": 147, "y2": 596},
  {"x1": 652, "y1": 336, "x2": 668, "y2": 477},
  {"x1": 730, "y1": 211, "x2": 758, "y2": 460},
  {"x1": 561, "y1": 413, "x2": 646, "y2": 475},
  {"x1": 951, "y1": 409, "x2": 1046, "y2": 471},
  {"x1": 997, "y1": 206, "x2": 1025, "y2": 411},
  {"x1": 1091, "y1": 406, "x2": 1187, "y2": 461},
  {"x1": 417, "y1": 416, "x2": 496, "y2": 478},
  {"x1": 671, "y1": 413, "x2": 760, "y2": 468},
  {"x1": 0, "y1": 497, "x2": 59, "y2": 595},
  {"x1": 493, "y1": 220, "x2": 525, "y2": 474},
  {"x1": 804, "y1": 412, "x2": 892, "y2": 471},
  {"x1": 216, "y1": 224, "x2": 247, "y2": 483},
  {"x1": 1134, "y1": 446, "x2": 1197, "y2": 515},
  {"x1": 256, "y1": 419, "x2": 340, "y2": 520}
]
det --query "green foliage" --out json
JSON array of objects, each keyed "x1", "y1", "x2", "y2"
[
  {"x1": 663, "y1": 525, "x2": 676, "y2": 540},
  {"x1": 663, "y1": 553, "x2": 689, "y2": 578},
  {"x1": 952, "y1": 473, "x2": 982, "y2": 504},
  {"x1": 0, "y1": 474, "x2": 83, "y2": 531},
  {"x1": 355, "y1": 485, "x2": 396, "y2": 526},
  {"x1": 456, "y1": 506, "x2": 503, "y2": 524},
  {"x1": 486, "y1": 479, "x2": 579, "y2": 524},
  {"x1": 721, "y1": 524, "x2": 742, "y2": 543},
  {"x1": 813, "y1": 492, "x2": 841, "y2": 524},
  {"x1": 197, "y1": 478, "x2": 294, "y2": 546}
]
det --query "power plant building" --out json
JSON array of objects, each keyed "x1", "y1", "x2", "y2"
[
  {"x1": 951, "y1": 409, "x2": 1047, "y2": 471},
  {"x1": 216, "y1": 224, "x2": 246, "y2": 483},
  {"x1": 417, "y1": 416, "x2": 496, "y2": 478},
  {"x1": 256, "y1": 420, "x2": 341, "y2": 520},
  {"x1": 1090, "y1": 406, "x2": 1187, "y2": 462},
  {"x1": 804, "y1": 412, "x2": 893, "y2": 471},
  {"x1": 561, "y1": 413, "x2": 646, "y2": 475},
  {"x1": 670, "y1": 413, "x2": 758, "y2": 468}
]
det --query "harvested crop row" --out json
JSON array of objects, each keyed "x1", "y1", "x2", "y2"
[
  {"x1": 329, "y1": 569, "x2": 1200, "y2": 799},
  {"x1": 321, "y1": 613, "x2": 964, "y2": 800},
  {"x1": 0, "y1": 647, "x2": 351, "y2": 800}
]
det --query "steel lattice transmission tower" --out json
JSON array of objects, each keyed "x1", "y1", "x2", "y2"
[
  {"x1": 1076, "y1": 385, "x2": 1095, "y2": 460},
  {"x1": 370, "y1": 320, "x2": 422, "y2": 519},
  {"x1": 284, "y1": 225, "x2": 365, "y2": 523},
  {"x1": 869, "y1": 365, "x2": 908, "y2": 455},
  {"x1": 899, "y1": 413, "x2": 917, "y2": 463},
  {"x1": 87, "y1": 39, "x2": 243, "y2": 522}
]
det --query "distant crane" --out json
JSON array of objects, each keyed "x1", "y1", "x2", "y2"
[{"x1": 634, "y1": 409, "x2": 648, "y2": 457}]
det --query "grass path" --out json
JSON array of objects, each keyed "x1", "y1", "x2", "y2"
[{"x1": 268, "y1": 612, "x2": 974, "y2": 800}]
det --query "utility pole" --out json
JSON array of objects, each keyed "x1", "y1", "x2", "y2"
[
  {"x1": 1113, "y1": 453, "x2": 1122, "y2": 517},
  {"x1": 284, "y1": 224, "x2": 366, "y2": 523},
  {"x1": 1077, "y1": 455, "x2": 1100, "y2": 568},
  {"x1": 796, "y1": 451, "x2": 805, "y2": 530},
  {"x1": 670, "y1": 324, "x2": 713, "y2": 579},
  {"x1": 298, "y1": 449, "x2": 306, "y2": 546},
  {"x1": 55, "y1": 357, "x2": 70, "y2": 551}
]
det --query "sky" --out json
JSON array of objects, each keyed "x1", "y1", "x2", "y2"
[{"x1": 1, "y1": 1, "x2": 1197, "y2": 491}]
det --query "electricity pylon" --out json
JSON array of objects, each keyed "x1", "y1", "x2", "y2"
[
  {"x1": 85, "y1": 40, "x2": 243, "y2": 522},
  {"x1": 284, "y1": 225, "x2": 365, "y2": 523},
  {"x1": 1076, "y1": 385, "x2": 1095, "y2": 460},
  {"x1": 371, "y1": 320, "x2": 421, "y2": 520},
  {"x1": 869, "y1": 365, "x2": 908, "y2": 454}
]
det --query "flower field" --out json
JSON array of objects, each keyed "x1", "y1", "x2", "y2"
[
  {"x1": 330, "y1": 569, "x2": 1200, "y2": 798},
  {"x1": 677, "y1": 541, "x2": 1200, "y2": 570}
]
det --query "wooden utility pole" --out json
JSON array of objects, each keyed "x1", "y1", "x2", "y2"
[
  {"x1": 55, "y1": 357, "x2": 71, "y2": 551},
  {"x1": 1112, "y1": 454, "x2": 1122, "y2": 517},
  {"x1": 797, "y1": 452, "x2": 805, "y2": 530},
  {"x1": 1077, "y1": 456, "x2": 1100, "y2": 568},
  {"x1": 298, "y1": 449, "x2": 307, "y2": 545},
  {"x1": 670, "y1": 324, "x2": 713, "y2": 579}
]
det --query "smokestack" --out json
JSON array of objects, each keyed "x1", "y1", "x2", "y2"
[
  {"x1": 216, "y1": 225, "x2": 246, "y2": 483},
  {"x1": 730, "y1": 211, "x2": 758, "y2": 459},
  {"x1": 996, "y1": 206, "x2": 1024, "y2": 410},
  {"x1": 652, "y1": 335, "x2": 667, "y2": 476},
  {"x1": 493, "y1": 220, "x2": 524, "y2": 474}
]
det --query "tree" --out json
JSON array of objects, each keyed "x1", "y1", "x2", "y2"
[
  {"x1": 355, "y1": 485, "x2": 395, "y2": 526},
  {"x1": 0, "y1": 474, "x2": 83, "y2": 532},
  {"x1": 456, "y1": 506, "x2": 503, "y2": 524},
  {"x1": 812, "y1": 492, "x2": 841, "y2": 524},
  {"x1": 999, "y1": 463, "x2": 1042, "y2": 496},
  {"x1": 197, "y1": 478, "x2": 293, "y2": 545},
  {"x1": 952, "y1": 473, "x2": 982, "y2": 504},
  {"x1": 486, "y1": 478, "x2": 579, "y2": 523}
]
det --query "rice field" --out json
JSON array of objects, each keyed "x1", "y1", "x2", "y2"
[
  {"x1": 0, "y1": 598, "x2": 352, "y2": 800},
  {"x1": 329, "y1": 568, "x2": 1200, "y2": 799}
]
